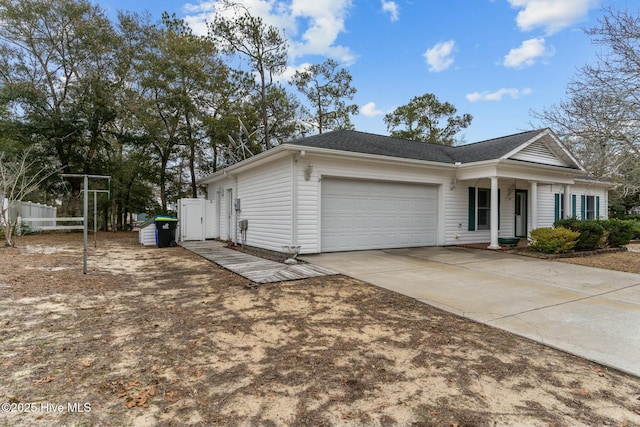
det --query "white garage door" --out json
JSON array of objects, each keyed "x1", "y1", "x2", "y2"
[{"x1": 321, "y1": 179, "x2": 438, "y2": 252}]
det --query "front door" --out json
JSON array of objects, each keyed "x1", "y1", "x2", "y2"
[{"x1": 515, "y1": 190, "x2": 528, "y2": 237}]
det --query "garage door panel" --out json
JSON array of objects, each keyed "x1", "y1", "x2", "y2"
[{"x1": 321, "y1": 179, "x2": 437, "y2": 252}]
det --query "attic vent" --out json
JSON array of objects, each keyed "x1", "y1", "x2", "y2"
[{"x1": 510, "y1": 140, "x2": 568, "y2": 167}]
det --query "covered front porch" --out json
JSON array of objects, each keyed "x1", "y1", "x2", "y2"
[{"x1": 456, "y1": 161, "x2": 582, "y2": 250}]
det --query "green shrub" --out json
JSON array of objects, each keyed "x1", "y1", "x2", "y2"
[
  {"x1": 554, "y1": 218, "x2": 578, "y2": 230},
  {"x1": 600, "y1": 219, "x2": 634, "y2": 247},
  {"x1": 627, "y1": 220, "x2": 640, "y2": 240},
  {"x1": 574, "y1": 221, "x2": 606, "y2": 250},
  {"x1": 631, "y1": 220, "x2": 640, "y2": 240},
  {"x1": 529, "y1": 227, "x2": 579, "y2": 254},
  {"x1": 610, "y1": 213, "x2": 640, "y2": 221},
  {"x1": 553, "y1": 218, "x2": 606, "y2": 251}
]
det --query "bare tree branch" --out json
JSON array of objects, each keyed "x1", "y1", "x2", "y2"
[{"x1": 0, "y1": 147, "x2": 58, "y2": 246}]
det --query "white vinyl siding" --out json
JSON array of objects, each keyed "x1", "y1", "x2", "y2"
[
  {"x1": 444, "y1": 184, "x2": 476, "y2": 245},
  {"x1": 236, "y1": 157, "x2": 293, "y2": 252},
  {"x1": 296, "y1": 165, "x2": 321, "y2": 253},
  {"x1": 524, "y1": 183, "x2": 608, "y2": 230},
  {"x1": 510, "y1": 140, "x2": 569, "y2": 167},
  {"x1": 537, "y1": 185, "x2": 558, "y2": 228},
  {"x1": 320, "y1": 178, "x2": 438, "y2": 252},
  {"x1": 204, "y1": 199, "x2": 216, "y2": 239}
]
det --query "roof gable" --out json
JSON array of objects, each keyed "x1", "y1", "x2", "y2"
[
  {"x1": 501, "y1": 129, "x2": 583, "y2": 170},
  {"x1": 451, "y1": 129, "x2": 546, "y2": 163},
  {"x1": 509, "y1": 138, "x2": 570, "y2": 166}
]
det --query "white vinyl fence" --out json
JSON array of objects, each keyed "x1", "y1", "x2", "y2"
[
  {"x1": 18, "y1": 201, "x2": 57, "y2": 230},
  {"x1": 1, "y1": 197, "x2": 60, "y2": 232}
]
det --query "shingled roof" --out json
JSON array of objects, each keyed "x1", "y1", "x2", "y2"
[
  {"x1": 287, "y1": 129, "x2": 456, "y2": 163},
  {"x1": 288, "y1": 128, "x2": 557, "y2": 165},
  {"x1": 451, "y1": 129, "x2": 547, "y2": 163}
]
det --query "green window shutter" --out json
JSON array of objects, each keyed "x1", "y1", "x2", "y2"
[
  {"x1": 581, "y1": 195, "x2": 586, "y2": 219},
  {"x1": 596, "y1": 196, "x2": 600, "y2": 219},
  {"x1": 468, "y1": 187, "x2": 476, "y2": 231},
  {"x1": 572, "y1": 194, "x2": 576, "y2": 218},
  {"x1": 554, "y1": 194, "x2": 560, "y2": 222}
]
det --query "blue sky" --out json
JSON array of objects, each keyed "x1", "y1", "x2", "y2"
[{"x1": 98, "y1": 0, "x2": 620, "y2": 144}]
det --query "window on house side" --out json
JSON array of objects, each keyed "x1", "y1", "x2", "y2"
[
  {"x1": 586, "y1": 195, "x2": 595, "y2": 220},
  {"x1": 477, "y1": 188, "x2": 491, "y2": 230}
]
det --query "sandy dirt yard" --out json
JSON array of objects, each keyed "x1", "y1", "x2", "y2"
[{"x1": 1, "y1": 232, "x2": 640, "y2": 427}]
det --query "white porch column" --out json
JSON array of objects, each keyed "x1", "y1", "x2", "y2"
[
  {"x1": 563, "y1": 185, "x2": 571, "y2": 219},
  {"x1": 530, "y1": 181, "x2": 538, "y2": 231},
  {"x1": 488, "y1": 176, "x2": 500, "y2": 249}
]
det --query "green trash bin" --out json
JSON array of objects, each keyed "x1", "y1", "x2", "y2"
[{"x1": 154, "y1": 216, "x2": 179, "y2": 248}]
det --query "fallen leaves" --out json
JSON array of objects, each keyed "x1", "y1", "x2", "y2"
[
  {"x1": 33, "y1": 375, "x2": 56, "y2": 384},
  {"x1": 125, "y1": 387, "x2": 154, "y2": 408},
  {"x1": 4, "y1": 233, "x2": 640, "y2": 427},
  {"x1": 109, "y1": 379, "x2": 156, "y2": 409}
]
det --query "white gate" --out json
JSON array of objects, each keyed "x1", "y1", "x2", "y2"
[{"x1": 177, "y1": 198, "x2": 205, "y2": 241}]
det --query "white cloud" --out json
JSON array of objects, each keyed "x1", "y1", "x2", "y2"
[
  {"x1": 185, "y1": 0, "x2": 293, "y2": 36},
  {"x1": 183, "y1": 0, "x2": 356, "y2": 64},
  {"x1": 361, "y1": 102, "x2": 384, "y2": 117},
  {"x1": 289, "y1": 0, "x2": 355, "y2": 63},
  {"x1": 423, "y1": 40, "x2": 455, "y2": 72},
  {"x1": 466, "y1": 88, "x2": 533, "y2": 102},
  {"x1": 508, "y1": 0, "x2": 599, "y2": 34},
  {"x1": 274, "y1": 62, "x2": 312, "y2": 83},
  {"x1": 503, "y1": 37, "x2": 554, "y2": 68},
  {"x1": 381, "y1": 0, "x2": 399, "y2": 22}
]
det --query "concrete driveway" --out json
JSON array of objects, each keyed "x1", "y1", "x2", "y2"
[{"x1": 302, "y1": 247, "x2": 640, "y2": 377}]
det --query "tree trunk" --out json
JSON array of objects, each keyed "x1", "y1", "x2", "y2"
[
  {"x1": 260, "y1": 69, "x2": 270, "y2": 150},
  {"x1": 160, "y1": 158, "x2": 168, "y2": 213},
  {"x1": 185, "y1": 112, "x2": 198, "y2": 197}
]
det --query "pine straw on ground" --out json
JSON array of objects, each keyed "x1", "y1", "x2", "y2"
[
  {"x1": 0, "y1": 232, "x2": 639, "y2": 426},
  {"x1": 556, "y1": 244, "x2": 640, "y2": 274}
]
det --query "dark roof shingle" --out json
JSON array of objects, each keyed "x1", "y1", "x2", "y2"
[
  {"x1": 451, "y1": 129, "x2": 546, "y2": 163},
  {"x1": 287, "y1": 128, "x2": 551, "y2": 165},
  {"x1": 288, "y1": 129, "x2": 456, "y2": 163}
]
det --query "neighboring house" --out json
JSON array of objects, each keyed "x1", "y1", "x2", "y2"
[{"x1": 197, "y1": 128, "x2": 610, "y2": 254}]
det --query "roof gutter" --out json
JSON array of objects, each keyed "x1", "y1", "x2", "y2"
[{"x1": 574, "y1": 176, "x2": 617, "y2": 188}]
